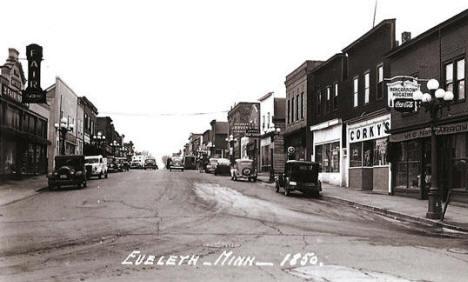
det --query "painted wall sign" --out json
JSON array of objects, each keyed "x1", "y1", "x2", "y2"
[
  {"x1": 349, "y1": 119, "x2": 391, "y2": 143},
  {"x1": 22, "y1": 44, "x2": 46, "y2": 103}
]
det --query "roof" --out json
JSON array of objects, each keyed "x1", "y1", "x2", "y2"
[
  {"x1": 258, "y1": 92, "x2": 274, "y2": 102},
  {"x1": 386, "y1": 9, "x2": 468, "y2": 58},
  {"x1": 79, "y1": 96, "x2": 99, "y2": 114},
  {"x1": 311, "y1": 53, "x2": 346, "y2": 73},
  {"x1": 285, "y1": 60, "x2": 323, "y2": 83},
  {"x1": 342, "y1": 19, "x2": 395, "y2": 53},
  {"x1": 273, "y1": 98, "x2": 286, "y2": 120}
]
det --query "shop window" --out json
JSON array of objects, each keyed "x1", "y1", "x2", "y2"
[
  {"x1": 350, "y1": 142, "x2": 362, "y2": 167},
  {"x1": 373, "y1": 138, "x2": 388, "y2": 166},
  {"x1": 363, "y1": 140, "x2": 373, "y2": 166},
  {"x1": 316, "y1": 143, "x2": 339, "y2": 172}
]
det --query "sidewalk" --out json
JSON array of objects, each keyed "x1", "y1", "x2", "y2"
[
  {"x1": 258, "y1": 173, "x2": 468, "y2": 232},
  {"x1": 0, "y1": 175, "x2": 48, "y2": 207}
]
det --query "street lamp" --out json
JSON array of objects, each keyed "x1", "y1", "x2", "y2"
[
  {"x1": 92, "y1": 131, "x2": 106, "y2": 155},
  {"x1": 54, "y1": 117, "x2": 73, "y2": 155},
  {"x1": 415, "y1": 78, "x2": 454, "y2": 219},
  {"x1": 111, "y1": 140, "x2": 120, "y2": 157},
  {"x1": 269, "y1": 127, "x2": 281, "y2": 182}
]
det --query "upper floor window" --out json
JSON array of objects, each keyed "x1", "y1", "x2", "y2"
[
  {"x1": 445, "y1": 58, "x2": 465, "y2": 101},
  {"x1": 353, "y1": 77, "x2": 359, "y2": 107},
  {"x1": 262, "y1": 115, "x2": 265, "y2": 129},
  {"x1": 267, "y1": 112, "x2": 270, "y2": 128},
  {"x1": 326, "y1": 86, "x2": 331, "y2": 113},
  {"x1": 364, "y1": 72, "x2": 370, "y2": 104},
  {"x1": 287, "y1": 99, "x2": 290, "y2": 124},
  {"x1": 296, "y1": 94, "x2": 299, "y2": 121},
  {"x1": 377, "y1": 65, "x2": 384, "y2": 100},
  {"x1": 334, "y1": 83, "x2": 339, "y2": 109},
  {"x1": 291, "y1": 97, "x2": 294, "y2": 122},
  {"x1": 317, "y1": 91, "x2": 322, "y2": 116},
  {"x1": 300, "y1": 92, "x2": 304, "y2": 119}
]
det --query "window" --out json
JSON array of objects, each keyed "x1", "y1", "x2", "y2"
[
  {"x1": 291, "y1": 97, "x2": 294, "y2": 122},
  {"x1": 300, "y1": 92, "x2": 304, "y2": 119},
  {"x1": 287, "y1": 99, "x2": 290, "y2": 124},
  {"x1": 315, "y1": 142, "x2": 340, "y2": 172},
  {"x1": 445, "y1": 58, "x2": 465, "y2": 101},
  {"x1": 353, "y1": 77, "x2": 359, "y2": 107},
  {"x1": 262, "y1": 115, "x2": 265, "y2": 129},
  {"x1": 326, "y1": 87, "x2": 331, "y2": 113},
  {"x1": 334, "y1": 83, "x2": 338, "y2": 109},
  {"x1": 350, "y1": 142, "x2": 362, "y2": 167},
  {"x1": 373, "y1": 138, "x2": 388, "y2": 166},
  {"x1": 377, "y1": 65, "x2": 384, "y2": 99},
  {"x1": 267, "y1": 112, "x2": 270, "y2": 129},
  {"x1": 296, "y1": 94, "x2": 299, "y2": 121},
  {"x1": 317, "y1": 91, "x2": 321, "y2": 116},
  {"x1": 364, "y1": 72, "x2": 370, "y2": 104}
]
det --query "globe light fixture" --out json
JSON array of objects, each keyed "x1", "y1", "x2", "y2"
[
  {"x1": 427, "y1": 78, "x2": 439, "y2": 90},
  {"x1": 413, "y1": 90, "x2": 423, "y2": 101},
  {"x1": 435, "y1": 88, "x2": 445, "y2": 99},
  {"x1": 422, "y1": 93, "x2": 432, "y2": 102},
  {"x1": 443, "y1": 91, "x2": 454, "y2": 101}
]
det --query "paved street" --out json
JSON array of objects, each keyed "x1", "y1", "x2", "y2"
[{"x1": 1, "y1": 170, "x2": 468, "y2": 282}]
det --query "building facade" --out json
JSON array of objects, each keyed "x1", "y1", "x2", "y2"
[
  {"x1": 341, "y1": 19, "x2": 396, "y2": 192},
  {"x1": 0, "y1": 48, "x2": 49, "y2": 178},
  {"x1": 387, "y1": 10, "x2": 468, "y2": 199},
  {"x1": 284, "y1": 60, "x2": 322, "y2": 161},
  {"x1": 209, "y1": 120, "x2": 228, "y2": 158},
  {"x1": 79, "y1": 96, "x2": 98, "y2": 155}
]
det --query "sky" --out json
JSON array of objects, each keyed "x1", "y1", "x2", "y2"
[{"x1": 2, "y1": 0, "x2": 467, "y2": 160}]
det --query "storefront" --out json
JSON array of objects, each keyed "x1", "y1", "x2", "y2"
[
  {"x1": 260, "y1": 137, "x2": 272, "y2": 172},
  {"x1": 311, "y1": 119, "x2": 344, "y2": 186},
  {"x1": 284, "y1": 129, "x2": 307, "y2": 160},
  {"x1": 346, "y1": 114, "x2": 391, "y2": 192},
  {"x1": 390, "y1": 121, "x2": 468, "y2": 199}
]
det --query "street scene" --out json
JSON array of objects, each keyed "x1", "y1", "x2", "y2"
[{"x1": 1, "y1": 0, "x2": 468, "y2": 281}]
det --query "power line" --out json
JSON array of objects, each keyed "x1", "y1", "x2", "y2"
[{"x1": 100, "y1": 110, "x2": 229, "y2": 117}]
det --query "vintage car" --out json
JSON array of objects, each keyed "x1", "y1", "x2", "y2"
[
  {"x1": 231, "y1": 159, "x2": 257, "y2": 182},
  {"x1": 205, "y1": 158, "x2": 219, "y2": 173},
  {"x1": 115, "y1": 157, "x2": 129, "y2": 171},
  {"x1": 144, "y1": 158, "x2": 158, "y2": 170},
  {"x1": 48, "y1": 155, "x2": 87, "y2": 189},
  {"x1": 130, "y1": 160, "x2": 142, "y2": 169},
  {"x1": 214, "y1": 158, "x2": 231, "y2": 175},
  {"x1": 85, "y1": 155, "x2": 108, "y2": 179},
  {"x1": 169, "y1": 157, "x2": 184, "y2": 171},
  {"x1": 275, "y1": 160, "x2": 321, "y2": 197}
]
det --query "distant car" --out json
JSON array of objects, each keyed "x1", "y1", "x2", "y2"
[
  {"x1": 214, "y1": 158, "x2": 231, "y2": 176},
  {"x1": 231, "y1": 159, "x2": 257, "y2": 182},
  {"x1": 130, "y1": 160, "x2": 142, "y2": 169},
  {"x1": 184, "y1": 155, "x2": 197, "y2": 170},
  {"x1": 85, "y1": 155, "x2": 108, "y2": 179},
  {"x1": 206, "y1": 158, "x2": 219, "y2": 173},
  {"x1": 144, "y1": 158, "x2": 158, "y2": 170},
  {"x1": 170, "y1": 157, "x2": 184, "y2": 171},
  {"x1": 48, "y1": 155, "x2": 87, "y2": 189},
  {"x1": 275, "y1": 160, "x2": 321, "y2": 197}
]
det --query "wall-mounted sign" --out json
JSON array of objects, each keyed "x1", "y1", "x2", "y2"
[
  {"x1": 394, "y1": 98, "x2": 415, "y2": 112},
  {"x1": 387, "y1": 79, "x2": 419, "y2": 110},
  {"x1": 22, "y1": 44, "x2": 46, "y2": 103},
  {"x1": 390, "y1": 121, "x2": 468, "y2": 142},
  {"x1": 349, "y1": 118, "x2": 391, "y2": 143}
]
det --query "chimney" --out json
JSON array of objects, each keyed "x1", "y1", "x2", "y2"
[
  {"x1": 401, "y1": 32, "x2": 411, "y2": 44},
  {"x1": 7, "y1": 48, "x2": 19, "y2": 61}
]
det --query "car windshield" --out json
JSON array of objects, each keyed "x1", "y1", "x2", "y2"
[
  {"x1": 85, "y1": 158, "x2": 99, "y2": 164},
  {"x1": 145, "y1": 159, "x2": 156, "y2": 164},
  {"x1": 56, "y1": 158, "x2": 82, "y2": 168}
]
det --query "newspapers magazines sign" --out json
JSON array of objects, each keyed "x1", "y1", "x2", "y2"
[{"x1": 387, "y1": 79, "x2": 419, "y2": 112}]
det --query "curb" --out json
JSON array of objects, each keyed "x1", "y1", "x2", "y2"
[{"x1": 321, "y1": 195, "x2": 468, "y2": 233}]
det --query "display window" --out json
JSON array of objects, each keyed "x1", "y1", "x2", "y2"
[{"x1": 315, "y1": 142, "x2": 340, "y2": 172}]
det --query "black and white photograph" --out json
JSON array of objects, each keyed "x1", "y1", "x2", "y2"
[{"x1": 1, "y1": 0, "x2": 468, "y2": 281}]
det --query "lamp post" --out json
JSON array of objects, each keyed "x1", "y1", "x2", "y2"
[
  {"x1": 414, "y1": 78, "x2": 454, "y2": 219},
  {"x1": 269, "y1": 127, "x2": 281, "y2": 182},
  {"x1": 111, "y1": 140, "x2": 120, "y2": 157},
  {"x1": 92, "y1": 131, "x2": 106, "y2": 155},
  {"x1": 54, "y1": 117, "x2": 74, "y2": 155}
]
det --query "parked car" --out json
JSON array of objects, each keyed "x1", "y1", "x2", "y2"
[
  {"x1": 85, "y1": 155, "x2": 108, "y2": 179},
  {"x1": 184, "y1": 155, "x2": 197, "y2": 170},
  {"x1": 169, "y1": 157, "x2": 184, "y2": 171},
  {"x1": 214, "y1": 158, "x2": 231, "y2": 176},
  {"x1": 130, "y1": 160, "x2": 142, "y2": 169},
  {"x1": 48, "y1": 155, "x2": 87, "y2": 189},
  {"x1": 231, "y1": 159, "x2": 257, "y2": 182},
  {"x1": 144, "y1": 158, "x2": 158, "y2": 170},
  {"x1": 116, "y1": 157, "x2": 129, "y2": 171},
  {"x1": 206, "y1": 158, "x2": 218, "y2": 173},
  {"x1": 275, "y1": 160, "x2": 321, "y2": 197}
]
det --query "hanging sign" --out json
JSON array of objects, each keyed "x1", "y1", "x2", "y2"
[
  {"x1": 387, "y1": 78, "x2": 419, "y2": 112},
  {"x1": 22, "y1": 44, "x2": 46, "y2": 103}
]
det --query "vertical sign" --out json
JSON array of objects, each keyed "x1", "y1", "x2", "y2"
[{"x1": 22, "y1": 44, "x2": 46, "y2": 103}]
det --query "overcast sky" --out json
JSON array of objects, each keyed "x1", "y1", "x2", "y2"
[{"x1": 2, "y1": 0, "x2": 466, "y2": 160}]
